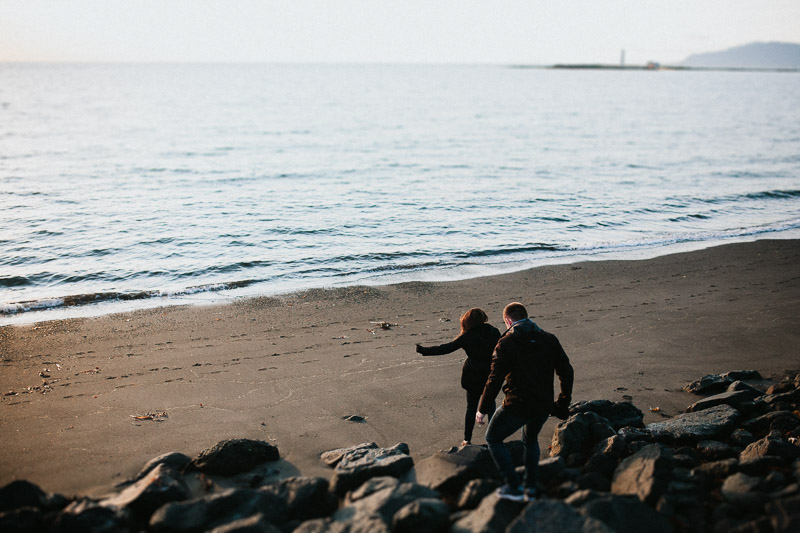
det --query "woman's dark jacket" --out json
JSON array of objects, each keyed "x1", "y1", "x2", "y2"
[
  {"x1": 479, "y1": 319, "x2": 574, "y2": 417},
  {"x1": 417, "y1": 323, "x2": 501, "y2": 391}
]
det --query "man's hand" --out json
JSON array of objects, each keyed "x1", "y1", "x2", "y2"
[{"x1": 476, "y1": 412, "x2": 488, "y2": 425}]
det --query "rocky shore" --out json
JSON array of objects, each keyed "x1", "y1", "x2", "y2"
[{"x1": 2, "y1": 369, "x2": 798, "y2": 533}]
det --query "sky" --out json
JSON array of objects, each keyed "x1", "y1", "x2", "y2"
[{"x1": 1, "y1": 0, "x2": 798, "y2": 65}]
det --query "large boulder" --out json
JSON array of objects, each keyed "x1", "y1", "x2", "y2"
[
  {"x1": 186, "y1": 439, "x2": 280, "y2": 476},
  {"x1": 321, "y1": 442, "x2": 378, "y2": 467},
  {"x1": 645, "y1": 404, "x2": 741, "y2": 443},
  {"x1": 49, "y1": 499, "x2": 130, "y2": 533},
  {"x1": 456, "y1": 479, "x2": 501, "y2": 510},
  {"x1": 683, "y1": 371, "x2": 761, "y2": 395},
  {"x1": 391, "y1": 498, "x2": 450, "y2": 533},
  {"x1": 332, "y1": 479, "x2": 439, "y2": 530},
  {"x1": 720, "y1": 472, "x2": 769, "y2": 508},
  {"x1": 329, "y1": 443, "x2": 414, "y2": 496},
  {"x1": 579, "y1": 494, "x2": 673, "y2": 533},
  {"x1": 100, "y1": 464, "x2": 190, "y2": 521},
  {"x1": 611, "y1": 444, "x2": 673, "y2": 505},
  {"x1": 685, "y1": 390, "x2": 759, "y2": 413},
  {"x1": 569, "y1": 400, "x2": 644, "y2": 429},
  {"x1": 551, "y1": 412, "x2": 616, "y2": 458},
  {"x1": 507, "y1": 499, "x2": 613, "y2": 533},
  {"x1": 148, "y1": 488, "x2": 288, "y2": 532},
  {"x1": 413, "y1": 444, "x2": 499, "y2": 495},
  {"x1": 742, "y1": 411, "x2": 800, "y2": 436},
  {"x1": 765, "y1": 494, "x2": 800, "y2": 533},
  {"x1": 451, "y1": 492, "x2": 526, "y2": 533},
  {"x1": 0, "y1": 480, "x2": 68, "y2": 513},
  {"x1": 124, "y1": 452, "x2": 192, "y2": 486},
  {"x1": 260, "y1": 476, "x2": 336, "y2": 521},
  {"x1": 740, "y1": 435, "x2": 800, "y2": 463}
]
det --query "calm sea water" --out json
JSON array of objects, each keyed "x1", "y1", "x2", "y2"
[{"x1": 2, "y1": 64, "x2": 799, "y2": 325}]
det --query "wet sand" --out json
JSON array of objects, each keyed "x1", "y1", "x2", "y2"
[{"x1": 1, "y1": 239, "x2": 798, "y2": 497}]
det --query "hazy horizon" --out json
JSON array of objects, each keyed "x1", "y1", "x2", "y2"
[{"x1": 2, "y1": 1, "x2": 799, "y2": 66}]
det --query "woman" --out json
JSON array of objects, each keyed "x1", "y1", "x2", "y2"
[{"x1": 416, "y1": 307, "x2": 501, "y2": 446}]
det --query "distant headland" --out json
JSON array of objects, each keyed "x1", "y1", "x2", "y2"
[{"x1": 513, "y1": 41, "x2": 800, "y2": 72}]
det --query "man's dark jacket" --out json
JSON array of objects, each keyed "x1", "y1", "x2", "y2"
[
  {"x1": 417, "y1": 323, "x2": 501, "y2": 391},
  {"x1": 479, "y1": 319, "x2": 573, "y2": 417}
]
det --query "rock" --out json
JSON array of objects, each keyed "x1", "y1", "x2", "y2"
[
  {"x1": 100, "y1": 464, "x2": 190, "y2": 521},
  {"x1": 124, "y1": 452, "x2": 192, "y2": 485},
  {"x1": 738, "y1": 456, "x2": 789, "y2": 476},
  {"x1": 332, "y1": 480, "x2": 439, "y2": 529},
  {"x1": 721, "y1": 472, "x2": 769, "y2": 508},
  {"x1": 740, "y1": 435, "x2": 800, "y2": 463},
  {"x1": 551, "y1": 412, "x2": 616, "y2": 458},
  {"x1": 686, "y1": 390, "x2": 759, "y2": 413},
  {"x1": 413, "y1": 444, "x2": 499, "y2": 495},
  {"x1": 729, "y1": 428, "x2": 756, "y2": 447},
  {"x1": 0, "y1": 479, "x2": 68, "y2": 513},
  {"x1": 0, "y1": 507, "x2": 45, "y2": 533},
  {"x1": 563, "y1": 489, "x2": 606, "y2": 507},
  {"x1": 692, "y1": 458, "x2": 739, "y2": 480},
  {"x1": 148, "y1": 488, "x2": 288, "y2": 532},
  {"x1": 391, "y1": 498, "x2": 450, "y2": 533},
  {"x1": 727, "y1": 380, "x2": 765, "y2": 395},
  {"x1": 763, "y1": 388, "x2": 800, "y2": 406},
  {"x1": 579, "y1": 494, "x2": 673, "y2": 533},
  {"x1": 260, "y1": 477, "x2": 336, "y2": 521},
  {"x1": 766, "y1": 494, "x2": 800, "y2": 532},
  {"x1": 50, "y1": 498, "x2": 130, "y2": 533},
  {"x1": 208, "y1": 513, "x2": 281, "y2": 533},
  {"x1": 593, "y1": 435, "x2": 626, "y2": 460},
  {"x1": 186, "y1": 439, "x2": 280, "y2": 476},
  {"x1": 537, "y1": 456, "x2": 567, "y2": 486},
  {"x1": 611, "y1": 444, "x2": 673, "y2": 505},
  {"x1": 345, "y1": 476, "x2": 400, "y2": 504},
  {"x1": 684, "y1": 374, "x2": 732, "y2": 395},
  {"x1": 576, "y1": 472, "x2": 610, "y2": 492},
  {"x1": 451, "y1": 492, "x2": 526, "y2": 533},
  {"x1": 645, "y1": 404, "x2": 741, "y2": 443},
  {"x1": 766, "y1": 381, "x2": 797, "y2": 395},
  {"x1": 329, "y1": 443, "x2": 414, "y2": 496},
  {"x1": 507, "y1": 499, "x2": 613, "y2": 533},
  {"x1": 321, "y1": 442, "x2": 378, "y2": 467},
  {"x1": 723, "y1": 370, "x2": 762, "y2": 382},
  {"x1": 456, "y1": 479, "x2": 501, "y2": 510},
  {"x1": 742, "y1": 411, "x2": 800, "y2": 436},
  {"x1": 569, "y1": 400, "x2": 644, "y2": 429},
  {"x1": 696, "y1": 440, "x2": 738, "y2": 461}
]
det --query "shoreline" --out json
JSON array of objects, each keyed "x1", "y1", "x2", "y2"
[
  {"x1": 5, "y1": 233, "x2": 799, "y2": 328},
  {"x1": 1, "y1": 238, "x2": 799, "y2": 497}
]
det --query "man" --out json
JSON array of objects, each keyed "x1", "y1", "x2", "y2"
[{"x1": 476, "y1": 302, "x2": 574, "y2": 501}]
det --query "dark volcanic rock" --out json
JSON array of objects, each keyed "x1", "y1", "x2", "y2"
[
  {"x1": 260, "y1": 476, "x2": 336, "y2": 521},
  {"x1": 391, "y1": 497, "x2": 450, "y2": 533},
  {"x1": 126, "y1": 452, "x2": 192, "y2": 484},
  {"x1": 569, "y1": 400, "x2": 644, "y2": 429},
  {"x1": 740, "y1": 435, "x2": 800, "y2": 463},
  {"x1": 101, "y1": 463, "x2": 190, "y2": 521},
  {"x1": 645, "y1": 404, "x2": 741, "y2": 443},
  {"x1": 208, "y1": 513, "x2": 281, "y2": 533},
  {"x1": 50, "y1": 499, "x2": 130, "y2": 533},
  {"x1": 551, "y1": 412, "x2": 616, "y2": 458},
  {"x1": 451, "y1": 492, "x2": 526, "y2": 533},
  {"x1": 456, "y1": 478, "x2": 501, "y2": 510},
  {"x1": 611, "y1": 444, "x2": 673, "y2": 505},
  {"x1": 686, "y1": 390, "x2": 758, "y2": 413},
  {"x1": 329, "y1": 443, "x2": 414, "y2": 496},
  {"x1": 0, "y1": 507, "x2": 45, "y2": 533},
  {"x1": 683, "y1": 371, "x2": 761, "y2": 395},
  {"x1": 149, "y1": 488, "x2": 288, "y2": 532},
  {"x1": 766, "y1": 494, "x2": 800, "y2": 532},
  {"x1": 507, "y1": 499, "x2": 613, "y2": 533},
  {"x1": 579, "y1": 494, "x2": 673, "y2": 533},
  {"x1": 414, "y1": 444, "x2": 499, "y2": 495},
  {"x1": 696, "y1": 440, "x2": 738, "y2": 461},
  {"x1": 742, "y1": 410, "x2": 800, "y2": 436},
  {"x1": 0, "y1": 479, "x2": 68, "y2": 513},
  {"x1": 320, "y1": 442, "x2": 378, "y2": 467},
  {"x1": 186, "y1": 439, "x2": 280, "y2": 476},
  {"x1": 721, "y1": 472, "x2": 769, "y2": 508},
  {"x1": 332, "y1": 478, "x2": 439, "y2": 529}
]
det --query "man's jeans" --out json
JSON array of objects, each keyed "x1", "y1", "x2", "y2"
[{"x1": 484, "y1": 406, "x2": 549, "y2": 489}]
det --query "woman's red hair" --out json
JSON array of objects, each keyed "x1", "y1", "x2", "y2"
[{"x1": 459, "y1": 307, "x2": 488, "y2": 335}]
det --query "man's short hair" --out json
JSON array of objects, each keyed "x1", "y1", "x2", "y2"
[{"x1": 503, "y1": 302, "x2": 528, "y2": 322}]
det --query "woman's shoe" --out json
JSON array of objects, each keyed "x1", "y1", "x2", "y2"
[{"x1": 460, "y1": 440, "x2": 471, "y2": 447}]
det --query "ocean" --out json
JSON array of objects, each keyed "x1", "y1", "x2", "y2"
[{"x1": 2, "y1": 63, "x2": 799, "y2": 325}]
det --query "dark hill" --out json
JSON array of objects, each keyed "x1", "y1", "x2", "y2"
[{"x1": 681, "y1": 41, "x2": 800, "y2": 69}]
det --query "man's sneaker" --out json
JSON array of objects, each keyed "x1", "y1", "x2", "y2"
[
  {"x1": 523, "y1": 488, "x2": 537, "y2": 502},
  {"x1": 495, "y1": 484, "x2": 526, "y2": 502}
]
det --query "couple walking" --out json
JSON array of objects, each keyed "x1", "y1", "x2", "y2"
[{"x1": 416, "y1": 302, "x2": 574, "y2": 502}]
